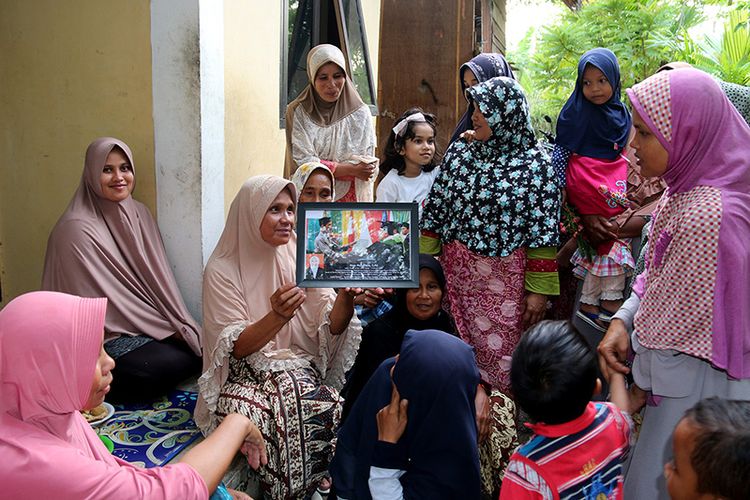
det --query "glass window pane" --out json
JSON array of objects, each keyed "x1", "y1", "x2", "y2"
[
  {"x1": 287, "y1": 0, "x2": 313, "y2": 105},
  {"x1": 340, "y1": 0, "x2": 375, "y2": 106}
]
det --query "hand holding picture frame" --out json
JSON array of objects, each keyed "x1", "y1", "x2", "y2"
[{"x1": 296, "y1": 202, "x2": 419, "y2": 288}]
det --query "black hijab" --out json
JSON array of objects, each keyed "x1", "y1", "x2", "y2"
[
  {"x1": 341, "y1": 255, "x2": 454, "y2": 418},
  {"x1": 449, "y1": 52, "x2": 516, "y2": 144}
]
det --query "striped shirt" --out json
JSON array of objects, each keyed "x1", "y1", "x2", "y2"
[{"x1": 500, "y1": 402, "x2": 632, "y2": 500}]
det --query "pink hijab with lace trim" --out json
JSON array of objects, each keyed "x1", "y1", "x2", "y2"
[
  {"x1": 627, "y1": 69, "x2": 750, "y2": 378},
  {"x1": 0, "y1": 291, "x2": 205, "y2": 499},
  {"x1": 42, "y1": 137, "x2": 201, "y2": 355}
]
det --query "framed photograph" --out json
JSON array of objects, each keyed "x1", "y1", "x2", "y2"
[{"x1": 296, "y1": 202, "x2": 419, "y2": 288}]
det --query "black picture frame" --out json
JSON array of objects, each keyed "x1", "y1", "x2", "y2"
[{"x1": 296, "y1": 202, "x2": 419, "y2": 288}]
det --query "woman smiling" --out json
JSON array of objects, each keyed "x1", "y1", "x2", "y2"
[
  {"x1": 196, "y1": 175, "x2": 362, "y2": 499},
  {"x1": 42, "y1": 137, "x2": 202, "y2": 404},
  {"x1": 342, "y1": 255, "x2": 455, "y2": 417}
]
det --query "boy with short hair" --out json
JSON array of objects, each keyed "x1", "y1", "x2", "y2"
[
  {"x1": 665, "y1": 397, "x2": 750, "y2": 500},
  {"x1": 500, "y1": 320, "x2": 632, "y2": 499}
]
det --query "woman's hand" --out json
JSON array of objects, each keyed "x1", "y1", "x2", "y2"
[
  {"x1": 460, "y1": 130, "x2": 477, "y2": 143},
  {"x1": 355, "y1": 161, "x2": 377, "y2": 182},
  {"x1": 240, "y1": 419, "x2": 268, "y2": 470},
  {"x1": 597, "y1": 318, "x2": 631, "y2": 376},
  {"x1": 353, "y1": 287, "x2": 388, "y2": 308},
  {"x1": 376, "y1": 384, "x2": 409, "y2": 444},
  {"x1": 340, "y1": 287, "x2": 365, "y2": 298},
  {"x1": 474, "y1": 385, "x2": 491, "y2": 443},
  {"x1": 556, "y1": 238, "x2": 578, "y2": 269},
  {"x1": 580, "y1": 214, "x2": 618, "y2": 246},
  {"x1": 337, "y1": 161, "x2": 377, "y2": 181},
  {"x1": 522, "y1": 293, "x2": 547, "y2": 328},
  {"x1": 270, "y1": 283, "x2": 306, "y2": 320}
]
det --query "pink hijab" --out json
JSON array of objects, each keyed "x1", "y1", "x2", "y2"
[
  {"x1": 197, "y1": 175, "x2": 360, "y2": 431},
  {"x1": 0, "y1": 291, "x2": 206, "y2": 498},
  {"x1": 42, "y1": 137, "x2": 201, "y2": 355},
  {"x1": 628, "y1": 69, "x2": 750, "y2": 378}
]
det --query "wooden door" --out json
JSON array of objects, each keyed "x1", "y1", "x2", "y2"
[{"x1": 376, "y1": 0, "x2": 475, "y2": 158}]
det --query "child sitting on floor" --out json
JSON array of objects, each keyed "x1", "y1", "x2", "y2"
[
  {"x1": 501, "y1": 320, "x2": 632, "y2": 499},
  {"x1": 663, "y1": 398, "x2": 750, "y2": 500}
]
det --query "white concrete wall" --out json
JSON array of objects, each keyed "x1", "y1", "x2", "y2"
[{"x1": 151, "y1": 0, "x2": 225, "y2": 321}]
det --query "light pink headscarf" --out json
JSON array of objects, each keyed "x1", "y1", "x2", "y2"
[
  {"x1": 42, "y1": 137, "x2": 201, "y2": 355},
  {"x1": 628, "y1": 69, "x2": 750, "y2": 378},
  {"x1": 0, "y1": 291, "x2": 206, "y2": 499},
  {"x1": 196, "y1": 175, "x2": 361, "y2": 431}
]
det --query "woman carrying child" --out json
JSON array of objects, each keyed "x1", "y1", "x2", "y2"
[
  {"x1": 553, "y1": 48, "x2": 635, "y2": 331},
  {"x1": 376, "y1": 108, "x2": 439, "y2": 219},
  {"x1": 599, "y1": 67, "x2": 750, "y2": 499}
]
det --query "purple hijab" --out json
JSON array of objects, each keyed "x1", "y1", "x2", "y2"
[
  {"x1": 628, "y1": 68, "x2": 750, "y2": 378},
  {"x1": 449, "y1": 53, "x2": 515, "y2": 144}
]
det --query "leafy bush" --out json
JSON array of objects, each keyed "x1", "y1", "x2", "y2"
[{"x1": 508, "y1": 0, "x2": 749, "y2": 128}]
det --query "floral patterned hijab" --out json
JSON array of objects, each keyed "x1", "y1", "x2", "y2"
[
  {"x1": 290, "y1": 161, "x2": 335, "y2": 202},
  {"x1": 422, "y1": 77, "x2": 560, "y2": 257}
]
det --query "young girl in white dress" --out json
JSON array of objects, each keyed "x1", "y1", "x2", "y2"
[{"x1": 376, "y1": 108, "x2": 439, "y2": 219}]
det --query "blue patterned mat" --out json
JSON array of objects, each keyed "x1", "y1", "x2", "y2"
[{"x1": 96, "y1": 390, "x2": 201, "y2": 468}]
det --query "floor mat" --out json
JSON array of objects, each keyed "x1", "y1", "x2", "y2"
[{"x1": 96, "y1": 390, "x2": 201, "y2": 468}]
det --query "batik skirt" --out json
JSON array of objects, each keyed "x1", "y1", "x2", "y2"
[
  {"x1": 441, "y1": 240, "x2": 526, "y2": 395},
  {"x1": 217, "y1": 359, "x2": 341, "y2": 499}
]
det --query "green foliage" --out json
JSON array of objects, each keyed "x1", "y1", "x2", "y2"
[
  {"x1": 508, "y1": 0, "x2": 713, "y2": 126},
  {"x1": 685, "y1": 9, "x2": 750, "y2": 84},
  {"x1": 649, "y1": 6, "x2": 750, "y2": 84}
]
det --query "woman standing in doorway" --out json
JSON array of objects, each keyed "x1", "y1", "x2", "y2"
[{"x1": 284, "y1": 44, "x2": 377, "y2": 202}]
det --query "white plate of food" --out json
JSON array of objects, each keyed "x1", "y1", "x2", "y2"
[{"x1": 82, "y1": 402, "x2": 115, "y2": 427}]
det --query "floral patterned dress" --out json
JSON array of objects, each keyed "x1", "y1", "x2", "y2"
[{"x1": 422, "y1": 77, "x2": 560, "y2": 393}]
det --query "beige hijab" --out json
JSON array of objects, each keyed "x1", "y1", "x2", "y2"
[
  {"x1": 41, "y1": 137, "x2": 201, "y2": 355},
  {"x1": 283, "y1": 44, "x2": 366, "y2": 178},
  {"x1": 197, "y1": 175, "x2": 361, "y2": 431}
]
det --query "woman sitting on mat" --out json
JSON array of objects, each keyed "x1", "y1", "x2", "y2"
[
  {"x1": 0, "y1": 291, "x2": 265, "y2": 500},
  {"x1": 196, "y1": 175, "x2": 361, "y2": 499},
  {"x1": 42, "y1": 137, "x2": 202, "y2": 403}
]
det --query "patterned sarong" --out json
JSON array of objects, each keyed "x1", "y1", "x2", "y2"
[
  {"x1": 441, "y1": 241, "x2": 526, "y2": 394},
  {"x1": 217, "y1": 360, "x2": 341, "y2": 499}
]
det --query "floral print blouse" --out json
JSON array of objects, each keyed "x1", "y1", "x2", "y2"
[{"x1": 422, "y1": 77, "x2": 560, "y2": 257}]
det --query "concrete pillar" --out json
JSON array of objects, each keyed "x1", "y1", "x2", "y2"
[{"x1": 151, "y1": 0, "x2": 225, "y2": 321}]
